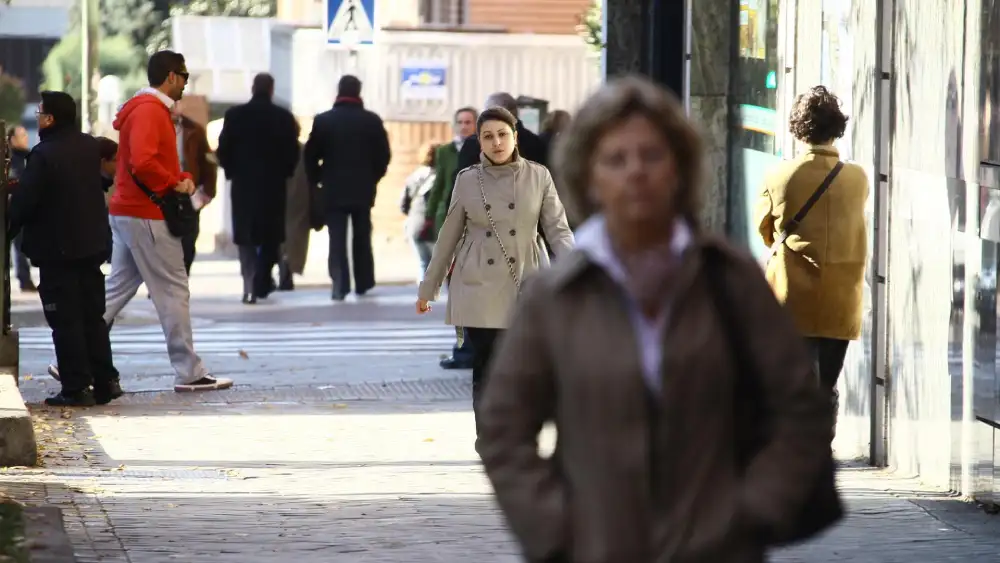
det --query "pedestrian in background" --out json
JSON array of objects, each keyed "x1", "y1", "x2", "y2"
[
  {"x1": 755, "y1": 85, "x2": 869, "y2": 432},
  {"x1": 217, "y1": 73, "x2": 301, "y2": 304},
  {"x1": 477, "y1": 75, "x2": 837, "y2": 563},
  {"x1": 277, "y1": 141, "x2": 323, "y2": 291},
  {"x1": 101, "y1": 50, "x2": 230, "y2": 392},
  {"x1": 9, "y1": 91, "x2": 120, "y2": 406},
  {"x1": 416, "y1": 107, "x2": 574, "y2": 432},
  {"x1": 400, "y1": 142, "x2": 438, "y2": 281},
  {"x1": 304, "y1": 74, "x2": 392, "y2": 301},
  {"x1": 425, "y1": 106, "x2": 478, "y2": 371},
  {"x1": 174, "y1": 105, "x2": 218, "y2": 276},
  {"x1": 539, "y1": 109, "x2": 570, "y2": 162},
  {"x1": 7, "y1": 125, "x2": 36, "y2": 292}
]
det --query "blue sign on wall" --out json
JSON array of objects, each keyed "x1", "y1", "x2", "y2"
[
  {"x1": 324, "y1": 0, "x2": 375, "y2": 46},
  {"x1": 400, "y1": 63, "x2": 447, "y2": 100}
]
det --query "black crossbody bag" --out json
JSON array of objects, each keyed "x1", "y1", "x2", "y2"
[
  {"x1": 769, "y1": 161, "x2": 844, "y2": 258},
  {"x1": 130, "y1": 173, "x2": 197, "y2": 238}
]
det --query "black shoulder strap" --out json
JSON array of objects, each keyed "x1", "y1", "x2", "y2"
[
  {"x1": 771, "y1": 161, "x2": 844, "y2": 254},
  {"x1": 130, "y1": 172, "x2": 164, "y2": 205}
]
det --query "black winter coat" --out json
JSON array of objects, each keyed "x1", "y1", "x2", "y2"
[
  {"x1": 217, "y1": 96, "x2": 300, "y2": 246},
  {"x1": 8, "y1": 127, "x2": 110, "y2": 265},
  {"x1": 303, "y1": 98, "x2": 391, "y2": 211}
]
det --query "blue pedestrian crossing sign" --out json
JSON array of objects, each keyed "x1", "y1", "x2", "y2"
[{"x1": 325, "y1": 0, "x2": 375, "y2": 46}]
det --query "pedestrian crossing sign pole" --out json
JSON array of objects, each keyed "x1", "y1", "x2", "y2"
[{"x1": 325, "y1": 0, "x2": 376, "y2": 48}]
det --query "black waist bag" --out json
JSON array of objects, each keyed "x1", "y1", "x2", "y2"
[{"x1": 130, "y1": 173, "x2": 196, "y2": 238}]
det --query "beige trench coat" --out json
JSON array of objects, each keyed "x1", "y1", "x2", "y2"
[
  {"x1": 477, "y1": 238, "x2": 831, "y2": 563},
  {"x1": 283, "y1": 146, "x2": 312, "y2": 274},
  {"x1": 418, "y1": 152, "x2": 574, "y2": 328}
]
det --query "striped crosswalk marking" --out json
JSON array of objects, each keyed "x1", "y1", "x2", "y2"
[{"x1": 18, "y1": 322, "x2": 456, "y2": 357}]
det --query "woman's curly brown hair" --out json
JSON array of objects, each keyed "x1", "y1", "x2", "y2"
[
  {"x1": 788, "y1": 86, "x2": 848, "y2": 145},
  {"x1": 552, "y1": 75, "x2": 704, "y2": 229}
]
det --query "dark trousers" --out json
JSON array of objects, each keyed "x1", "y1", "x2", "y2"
[
  {"x1": 453, "y1": 327, "x2": 474, "y2": 361},
  {"x1": 38, "y1": 258, "x2": 119, "y2": 394},
  {"x1": 12, "y1": 233, "x2": 31, "y2": 286},
  {"x1": 466, "y1": 327, "x2": 503, "y2": 433},
  {"x1": 326, "y1": 207, "x2": 375, "y2": 296},
  {"x1": 181, "y1": 211, "x2": 201, "y2": 275},
  {"x1": 238, "y1": 243, "x2": 281, "y2": 296},
  {"x1": 806, "y1": 337, "x2": 850, "y2": 426}
]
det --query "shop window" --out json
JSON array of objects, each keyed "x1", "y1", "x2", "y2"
[
  {"x1": 981, "y1": 0, "x2": 1000, "y2": 165},
  {"x1": 734, "y1": 0, "x2": 780, "y2": 155}
]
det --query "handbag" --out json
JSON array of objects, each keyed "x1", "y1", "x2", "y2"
[
  {"x1": 130, "y1": 173, "x2": 197, "y2": 238},
  {"x1": 475, "y1": 165, "x2": 520, "y2": 292},
  {"x1": 769, "y1": 162, "x2": 844, "y2": 258},
  {"x1": 705, "y1": 248, "x2": 843, "y2": 545}
]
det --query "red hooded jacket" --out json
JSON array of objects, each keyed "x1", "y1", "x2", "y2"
[{"x1": 110, "y1": 91, "x2": 192, "y2": 219}]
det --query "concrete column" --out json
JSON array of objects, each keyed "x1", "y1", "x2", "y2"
[{"x1": 690, "y1": 0, "x2": 734, "y2": 232}]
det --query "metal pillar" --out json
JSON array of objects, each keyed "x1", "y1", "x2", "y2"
[{"x1": 0, "y1": 121, "x2": 16, "y2": 377}]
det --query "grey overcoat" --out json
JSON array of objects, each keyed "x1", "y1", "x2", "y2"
[{"x1": 418, "y1": 151, "x2": 574, "y2": 328}]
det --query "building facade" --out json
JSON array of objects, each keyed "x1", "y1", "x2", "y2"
[{"x1": 605, "y1": 0, "x2": 1000, "y2": 506}]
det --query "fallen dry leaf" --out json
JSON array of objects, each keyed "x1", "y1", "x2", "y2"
[
  {"x1": 23, "y1": 374, "x2": 32, "y2": 381},
  {"x1": 423, "y1": 438, "x2": 435, "y2": 443},
  {"x1": 333, "y1": 403, "x2": 348, "y2": 409},
  {"x1": 238, "y1": 350, "x2": 249, "y2": 359}
]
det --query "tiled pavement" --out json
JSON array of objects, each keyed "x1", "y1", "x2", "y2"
[
  {"x1": 0, "y1": 397, "x2": 999, "y2": 562},
  {"x1": 5, "y1": 281, "x2": 1000, "y2": 561}
]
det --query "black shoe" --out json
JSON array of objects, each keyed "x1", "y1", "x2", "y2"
[
  {"x1": 278, "y1": 264, "x2": 294, "y2": 291},
  {"x1": 19, "y1": 281, "x2": 37, "y2": 293},
  {"x1": 332, "y1": 291, "x2": 347, "y2": 302},
  {"x1": 45, "y1": 389, "x2": 96, "y2": 407},
  {"x1": 242, "y1": 293, "x2": 257, "y2": 305},
  {"x1": 94, "y1": 380, "x2": 123, "y2": 405},
  {"x1": 440, "y1": 356, "x2": 473, "y2": 370}
]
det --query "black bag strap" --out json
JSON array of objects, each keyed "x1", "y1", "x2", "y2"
[
  {"x1": 129, "y1": 172, "x2": 165, "y2": 206},
  {"x1": 770, "y1": 161, "x2": 844, "y2": 256}
]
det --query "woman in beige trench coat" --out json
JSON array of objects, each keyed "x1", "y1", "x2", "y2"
[
  {"x1": 416, "y1": 107, "x2": 574, "y2": 432},
  {"x1": 476, "y1": 77, "x2": 837, "y2": 563}
]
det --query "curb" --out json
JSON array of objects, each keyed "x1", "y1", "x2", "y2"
[
  {"x1": 0, "y1": 372, "x2": 38, "y2": 467},
  {"x1": 22, "y1": 506, "x2": 77, "y2": 562}
]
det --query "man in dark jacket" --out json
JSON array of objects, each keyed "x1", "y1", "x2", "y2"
[
  {"x1": 217, "y1": 73, "x2": 300, "y2": 304},
  {"x1": 304, "y1": 74, "x2": 391, "y2": 300},
  {"x1": 9, "y1": 91, "x2": 121, "y2": 407},
  {"x1": 7, "y1": 125, "x2": 36, "y2": 291}
]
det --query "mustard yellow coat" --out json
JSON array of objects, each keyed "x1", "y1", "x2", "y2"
[{"x1": 754, "y1": 145, "x2": 869, "y2": 340}]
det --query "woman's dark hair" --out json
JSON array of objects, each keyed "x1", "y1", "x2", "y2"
[
  {"x1": 542, "y1": 110, "x2": 570, "y2": 135},
  {"x1": 788, "y1": 86, "x2": 848, "y2": 145},
  {"x1": 477, "y1": 107, "x2": 517, "y2": 135},
  {"x1": 96, "y1": 136, "x2": 118, "y2": 160},
  {"x1": 420, "y1": 142, "x2": 440, "y2": 167}
]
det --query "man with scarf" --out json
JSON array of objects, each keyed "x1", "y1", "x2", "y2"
[
  {"x1": 8, "y1": 91, "x2": 121, "y2": 406},
  {"x1": 304, "y1": 75, "x2": 392, "y2": 301}
]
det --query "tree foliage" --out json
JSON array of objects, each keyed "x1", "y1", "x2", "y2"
[
  {"x1": 579, "y1": 0, "x2": 603, "y2": 52},
  {"x1": 0, "y1": 73, "x2": 26, "y2": 127},
  {"x1": 41, "y1": 32, "x2": 146, "y2": 101},
  {"x1": 146, "y1": 0, "x2": 277, "y2": 54}
]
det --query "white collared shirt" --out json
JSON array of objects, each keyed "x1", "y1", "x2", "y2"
[{"x1": 575, "y1": 215, "x2": 693, "y2": 393}]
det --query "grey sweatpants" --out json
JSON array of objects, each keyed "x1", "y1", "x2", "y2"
[{"x1": 105, "y1": 215, "x2": 208, "y2": 385}]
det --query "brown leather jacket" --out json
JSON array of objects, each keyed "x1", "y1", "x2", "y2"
[
  {"x1": 477, "y1": 236, "x2": 830, "y2": 563},
  {"x1": 180, "y1": 116, "x2": 217, "y2": 198}
]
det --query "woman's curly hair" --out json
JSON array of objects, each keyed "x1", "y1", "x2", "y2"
[{"x1": 788, "y1": 86, "x2": 848, "y2": 145}]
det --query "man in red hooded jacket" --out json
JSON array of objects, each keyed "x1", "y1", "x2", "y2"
[{"x1": 98, "y1": 51, "x2": 232, "y2": 392}]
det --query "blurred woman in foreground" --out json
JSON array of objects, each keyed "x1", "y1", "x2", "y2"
[{"x1": 475, "y1": 76, "x2": 837, "y2": 563}]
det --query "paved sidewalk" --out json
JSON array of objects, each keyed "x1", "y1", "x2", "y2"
[{"x1": 0, "y1": 399, "x2": 998, "y2": 562}]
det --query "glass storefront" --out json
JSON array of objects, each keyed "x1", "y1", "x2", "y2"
[{"x1": 730, "y1": 0, "x2": 781, "y2": 259}]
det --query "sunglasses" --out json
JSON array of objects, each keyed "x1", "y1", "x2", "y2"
[{"x1": 174, "y1": 70, "x2": 190, "y2": 81}]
